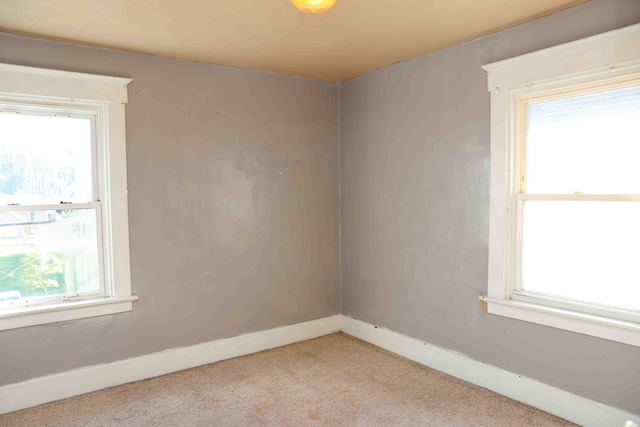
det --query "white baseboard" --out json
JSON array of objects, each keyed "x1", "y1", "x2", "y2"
[
  {"x1": 3, "y1": 313, "x2": 638, "y2": 426},
  {"x1": 341, "y1": 315, "x2": 639, "y2": 427},
  {"x1": 0, "y1": 314, "x2": 342, "y2": 415}
]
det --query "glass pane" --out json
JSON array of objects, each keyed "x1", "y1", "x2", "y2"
[
  {"x1": 521, "y1": 201, "x2": 640, "y2": 311},
  {"x1": 0, "y1": 113, "x2": 93, "y2": 205},
  {"x1": 0, "y1": 209, "x2": 100, "y2": 305},
  {"x1": 526, "y1": 84, "x2": 640, "y2": 194}
]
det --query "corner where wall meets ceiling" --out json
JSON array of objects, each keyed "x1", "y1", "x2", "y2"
[{"x1": 0, "y1": 0, "x2": 590, "y2": 82}]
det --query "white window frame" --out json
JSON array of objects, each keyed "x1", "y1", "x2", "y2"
[
  {"x1": 481, "y1": 23, "x2": 640, "y2": 347},
  {"x1": 0, "y1": 63, "x2": 136, "y2": 330}
]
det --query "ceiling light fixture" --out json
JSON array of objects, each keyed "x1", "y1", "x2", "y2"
[{"x1": 291, "y1": 0, "x2": 336, "y2": 14}]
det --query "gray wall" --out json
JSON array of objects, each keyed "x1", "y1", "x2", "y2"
[
  {"x1": 340, "y1": 0, "x2": 640, "y2": 414},
  {"x1": 0, "y1": 34, "x2": 340, "y2": 386}
]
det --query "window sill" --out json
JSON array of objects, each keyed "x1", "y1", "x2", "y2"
[
  {"x1": 0, "y1": 295, "x2": 138, "y2": 331},
  {"x1": 480, "y1": 296, "x2": 640, "y2": 347}
]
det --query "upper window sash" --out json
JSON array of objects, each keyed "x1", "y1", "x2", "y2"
[
  {"x1": 515, "y1": 79, "x2": 640, "y2": 196},
  {"x1": 0, "y1": 108, "x2": 99, "y2": 205}
]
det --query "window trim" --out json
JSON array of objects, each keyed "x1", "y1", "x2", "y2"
[
  {"x1": 481, "y1": 23, "x2": 640, "y2": 347},
  {"x1": 0, "y1": 63, "x2": 135, "y2": 330}
]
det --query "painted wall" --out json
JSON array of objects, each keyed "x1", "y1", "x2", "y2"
[
  {"x1": 340, "y1": 0, "x2": 640, "y2": 414},
  {"x1": 0, "y1": 34, "x2": 340, "y2": 385}
]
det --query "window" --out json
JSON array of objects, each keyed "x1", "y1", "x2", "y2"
[
  {"x1": 0, "y1": 63, "x2": 135, "y2": 330},
  {"x1": 482, "y1": 23, "x2": 640, "y2": 347}
]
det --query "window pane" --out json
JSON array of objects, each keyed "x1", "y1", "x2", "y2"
[
  {"x1": 526, "y1": 84, "x2": 640, "y2": 194},
  {"x1": 521, "y1": 200, "x2": 640, "y2": 311},
  {"x1": 0, "y1": 113, "x2": 93, "y2": 205},
  {"x1": 0, "y1": 209, "x2": 100, "y2": 305}
]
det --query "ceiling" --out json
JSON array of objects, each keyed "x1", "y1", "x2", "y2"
[{"x1": 0, "y1": 0, "x2": 589, "y2": 82}]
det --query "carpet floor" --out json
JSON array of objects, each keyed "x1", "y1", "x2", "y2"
[{"x1": 1, "y1": 332, "x2": 575, "y2": 426}]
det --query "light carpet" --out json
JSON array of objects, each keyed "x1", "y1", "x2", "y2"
[{"x1": 0, "y1": 332, "x2": 575, "y2": 426}]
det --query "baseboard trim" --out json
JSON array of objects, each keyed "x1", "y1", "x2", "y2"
[
  {"x1": 341, "y1": 315, "x2": 639, "y2": 427},
  {"x1": 3, "y1": 314, "x2": 637, "y2": 425},
  {"x1": 0, "y1": 314, "x2": 342, "y2": 415}
]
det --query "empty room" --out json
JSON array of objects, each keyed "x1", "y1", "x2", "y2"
[{"x1": 0, "y1": 0, "x2": 639, "y2": 425}]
